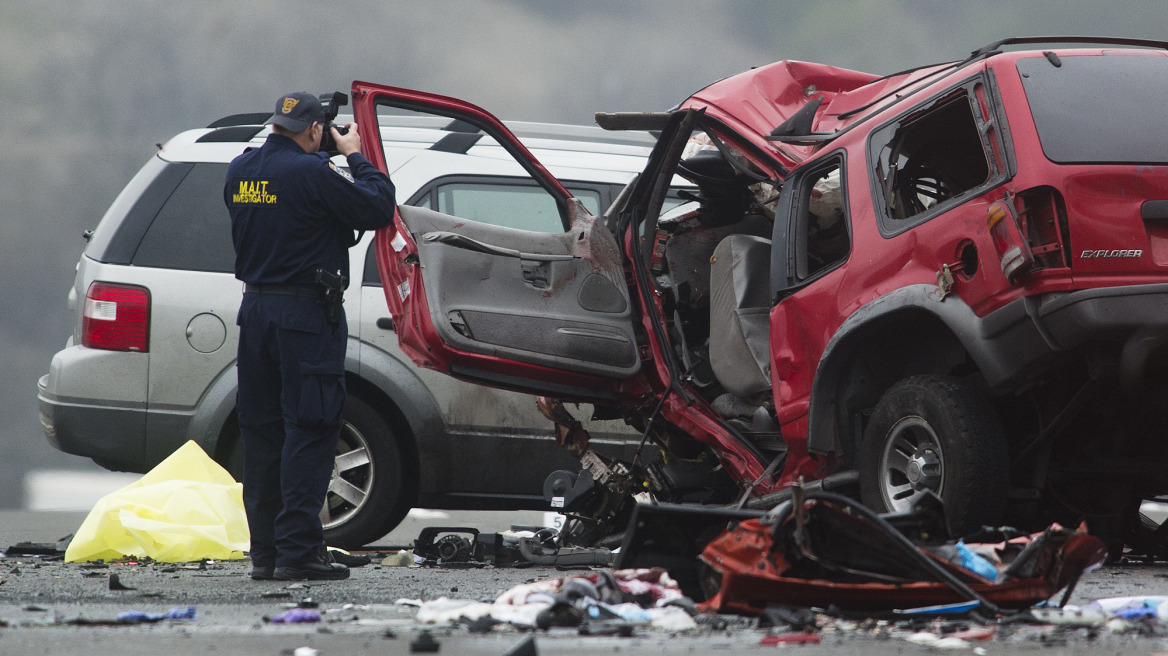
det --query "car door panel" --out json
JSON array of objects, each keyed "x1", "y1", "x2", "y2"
[
  {"x1": 401, "y1": 204, "x2": 639, "y2": 378},
  {"x1": 354, "y1": 81, "x2": 638, "y2": 399}
]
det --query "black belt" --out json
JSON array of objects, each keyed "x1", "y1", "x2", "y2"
[{"x1": 244, "y1": 283, "x2": 321, "y2": 299}]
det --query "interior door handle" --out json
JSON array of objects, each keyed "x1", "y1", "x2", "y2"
[{"x1": 521, "y1": 260, "x2": 550, "y2": 289}]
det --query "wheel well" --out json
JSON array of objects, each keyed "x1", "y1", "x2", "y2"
[
  {"x1": 344, "y1": 373, "x2": 421, "y2": 507},
  {"x1": 214, "y1": 410, "x2": 239, "y2": 457},
  {"x1": 830, "y1": 310, "x2": 976, "y2": 464},
  {"x1": 213, "y1": 410, "x2": 243, "y2": 480},
  {"x1": 211, "y1": 374, "x2": 422, "y2": 505}
]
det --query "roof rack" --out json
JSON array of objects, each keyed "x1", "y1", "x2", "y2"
[
  {"x1": 196, "y1": 110, "x2": 660, "y2": 149},
  {"x1": 196, "y1": 126, "x2": 265, "y2": 143},
  {"x1": 970, "y1": 36, "x2": 1168, "y2": 58},
  {"x1": 206, "y1": 113, "x2": 270, "y2": 129}
]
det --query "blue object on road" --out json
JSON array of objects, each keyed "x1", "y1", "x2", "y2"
[
  {"x1": 116, "y1": 606, "x2": 197, "y2": 622},
  {"x1": 955, "y1": 541, "x2": 998, "y2": 580},
  {"x1": 893, "y1": 600, "x2": 981, "y2": 616},
  {"x1": 269, "y1": 608, "x2": 322, "y2": 624}
]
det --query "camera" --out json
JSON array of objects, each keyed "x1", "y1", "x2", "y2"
[{"x1": 317, "y1": 91, "x2": 350, "y2": 156}]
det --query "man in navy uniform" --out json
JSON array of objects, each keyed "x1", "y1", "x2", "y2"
[{"x1": 225, "y1": 92, "x2": 396, "y2": 581}]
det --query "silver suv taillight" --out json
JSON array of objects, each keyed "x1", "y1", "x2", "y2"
[{"x1": 82, "y1": 282, "x2": 150, "y2": 352}]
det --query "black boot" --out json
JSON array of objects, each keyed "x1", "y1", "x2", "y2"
[{"x1": 273, "y1": 546, "x2": 349, "y2": 581}]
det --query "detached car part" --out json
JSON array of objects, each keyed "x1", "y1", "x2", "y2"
[{"x1": 699, "y1": 490, "x2": 1107, "y2": 615}]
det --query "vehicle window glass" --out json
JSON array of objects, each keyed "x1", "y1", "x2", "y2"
[
  {"x1": 435, "y1": 182, "x2": 600, "y2": 232},
  {"x1": 869, "y1": 90, "x2": 991, "y2": 226},
  {"x1": 85, "y1": 158, "x2": 193, "y2": 265},
  {"x1": 1017, "y1": 54, "x2": 1168, "y2": 164},
  {"x1": 794, "y1": 160, "x2": 850, "y2": 281},
  {"x1": 363, "y1": 240, "x2": 380, "y2": 287},
  {"x1": 661, "y1": 196, "x2": 688, "y2": 214},
  {"x1": 374, "y1": 104, "x2": 575, "y2": 230},
  {"x1": 365, "y1": 181, "x2": 608, "y2": 288},
  {"x1": 132, "y1": 162, "x2": 234, "y2": 272}
]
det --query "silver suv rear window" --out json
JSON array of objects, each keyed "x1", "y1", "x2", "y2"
[
  {"x1": 86, "y1": 159, "x2": 235, "y2": 272},
  {"x1": 85, "y1": 157, "x2": 191, "y2": 264},
  {"x1": 132, "y1": 163, "x2": 233, "y2": 272}
]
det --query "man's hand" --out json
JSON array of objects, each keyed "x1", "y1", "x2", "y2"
[{"x1": 334, "y1": 123, "x2": 362, "y2": 157}]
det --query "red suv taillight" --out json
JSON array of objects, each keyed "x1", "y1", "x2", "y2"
[
  {"x1": 986, "y1": 199, "x2": 1034, "y2": 283},
  {"x1": 82, "y1": 282, "x2": 150, "y2": 352}
]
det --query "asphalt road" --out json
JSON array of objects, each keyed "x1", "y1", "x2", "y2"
[{"x1": 3, "y1": 509, "x2": 1168, "y2": 655}]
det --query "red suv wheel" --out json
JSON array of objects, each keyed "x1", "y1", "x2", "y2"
[{"x1": 859, "y1": 375, "x2": 1008, "y2": 537}]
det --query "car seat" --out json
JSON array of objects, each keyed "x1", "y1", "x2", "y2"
[{"x1": 709, "y1": 234, "x2": 773, "y2": 399}]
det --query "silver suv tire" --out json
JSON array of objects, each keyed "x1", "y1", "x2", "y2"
[
  {"x1": 219, "y1": 394, "x2": 413, "y2": 549},
  {"x1": 321, "y1": 395, "x2": 413, "y2": 548}
]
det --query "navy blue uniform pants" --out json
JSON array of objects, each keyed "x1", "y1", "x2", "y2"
[{"x1": 236, "y1": 292, "x2": 347, "y2": 568}]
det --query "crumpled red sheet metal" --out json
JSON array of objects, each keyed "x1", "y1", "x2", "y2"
[{"x1": 699, "y1": 494, "x2": 1107, "y2": 615}]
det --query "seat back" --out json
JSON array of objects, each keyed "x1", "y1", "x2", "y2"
[{"x1": 708, "y1": 235, "x2": 772, "y2": 398}]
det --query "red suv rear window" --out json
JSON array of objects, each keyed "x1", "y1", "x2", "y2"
[{"x1": 1017, "y1": 54, "x2": 1168, "y2": 164}]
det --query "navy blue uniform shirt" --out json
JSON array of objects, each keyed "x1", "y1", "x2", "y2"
[{"x1": 224, "y1": 133, "x2": 396, "y2": 285}]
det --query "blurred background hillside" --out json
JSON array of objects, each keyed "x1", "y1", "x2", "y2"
[{"x1": 3, "y1": 0, "x2": 1165, "y2": 507}]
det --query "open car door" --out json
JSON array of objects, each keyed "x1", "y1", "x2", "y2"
[{"x1": 353, "y1": 81, "x2": 640, "y2": 403}]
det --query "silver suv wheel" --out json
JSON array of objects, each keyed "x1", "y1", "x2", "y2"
[
  {"x1": 322, "y1": 420, "x2": 375, "y2": 530},
  {"x1": 320, "y1": 394, "x2": 413, "y2": 548}
]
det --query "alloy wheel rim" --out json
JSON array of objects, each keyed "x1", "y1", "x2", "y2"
[
  {"x1": 320, "y1": 421, "x2": 375, "y2": 530},
  {"x1": 878, "y1": 415, "x2": 944, "y2": 513}
]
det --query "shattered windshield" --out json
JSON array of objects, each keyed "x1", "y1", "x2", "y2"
[{"x1": 1017, "y1": 54, "x2": 1168, "y2": 164}]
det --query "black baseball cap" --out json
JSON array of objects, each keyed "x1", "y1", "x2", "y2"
[{"x1": 265, "y1": 92, "x2": 326, "y2": 132}]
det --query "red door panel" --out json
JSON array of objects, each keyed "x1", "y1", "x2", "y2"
[{"x1": 352, "y1": 81, "x2": 636, "y2": 402}]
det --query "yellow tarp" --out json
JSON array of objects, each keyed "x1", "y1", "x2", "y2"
[{"x1": 65, "y1": 440, "x2": 250, "y2": 562}]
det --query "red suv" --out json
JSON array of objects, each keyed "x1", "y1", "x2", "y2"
[{"x1": 355, "y1": 37, "x2": 1168, "y2": 545}]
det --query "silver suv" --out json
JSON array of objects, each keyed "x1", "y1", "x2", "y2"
[{"x1": 38, "y1": 110, "x2": 669, "y2": 547}]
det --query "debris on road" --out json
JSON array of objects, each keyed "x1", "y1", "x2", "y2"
[
  {"x1": 3, "y1": 521, "x2": 1168, "y2": 653},
  {"x1": 409, "y1": 628, "x2": 441, "y2": 652},
  {"x1": 412, "y1": 525, "x2": 614, "y2": 568},
  {"x1": 414, "y1": 568, "x2": 695, "y2": 634},
  {"x1": 0, "y1": 474, "x2": 1158, "y2": 653},
  {"x1": 107, "y1": 573, "x2": 136, "y2": 590},
  {"x1": 1032, "y1": 595, "x2": 1168, "y2": 627},
  {"x1": 699, "y1": 490, "x2": 1107, "y2": 615},
  {"x1": 116, "y1": 605, "x2": 197, "y2": 623},
  {"x1": 267, "y1": 608, "x2": 322, "y2": 624},
  {"x1": 327, "y1": 547, "x2": 371, "y2": 568},
  {"x1": 501, "y1": 634, "x2": 538, "y2": 656},
  {"x1": 759, "y1": 632, "x2": 820, "y2": 645},
  {"x1": 381, "y1": 549, "x2": 415, "y2": 567},
  {"x1": 4, "y1": 534, "x2": 72, "y2": 557},
  {"x1": 614, "y1": 501, "x2": 765, "y2": 598},
  {"x1": 27, "y1": 605, "x2": 199, "y2": 627}
]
